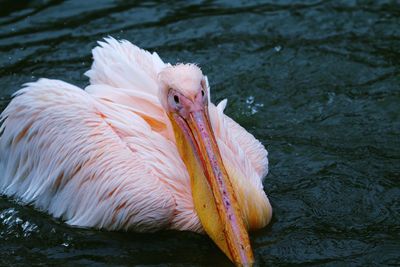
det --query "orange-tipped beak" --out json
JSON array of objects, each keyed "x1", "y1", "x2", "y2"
[{"x1": 171, "y1": 107, "x2": 254, "y2": 267}]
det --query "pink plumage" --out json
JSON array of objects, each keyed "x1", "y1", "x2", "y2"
[{"x1": 0, "y1": 37, "x2": 271, "y2": 235}]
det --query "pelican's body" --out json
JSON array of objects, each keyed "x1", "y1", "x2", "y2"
[{"x1": 0, "y1": 38, "x2": 271, "y2": 266}]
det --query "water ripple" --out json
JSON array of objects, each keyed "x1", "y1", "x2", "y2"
[{"x1": 0, "y1": 208, "x2": 39, "y2": 239}]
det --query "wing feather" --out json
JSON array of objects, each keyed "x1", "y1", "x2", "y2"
[
  {"x1": 85, "y1": 37, "x2": 167, "y2": 95},
  {"x1": 0, "y1": 79, "x2": 200, "y2": 232}
]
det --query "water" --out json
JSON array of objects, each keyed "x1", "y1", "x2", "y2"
[{"x1": 0, "y1": 1, "x2": 399, "y2": 266}]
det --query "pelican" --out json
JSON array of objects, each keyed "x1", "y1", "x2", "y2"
[{"x1": 0, "y1": 38, "x2": 272, "y2": 266}]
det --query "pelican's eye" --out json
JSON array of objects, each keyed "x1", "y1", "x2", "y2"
[
  {"x1": 200, "y1": 79, "x2": 208, "y2": 103},
  {"x1": 167, "y1": 90, "x2": 184, "y2": 112},
  {"x1": 174, "y1": 95, "x2": 180, "y2": 104}
]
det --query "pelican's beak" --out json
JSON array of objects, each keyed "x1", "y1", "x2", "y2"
[{"x1": 170, "y1": 105, "x2": 254, "y2": 267}]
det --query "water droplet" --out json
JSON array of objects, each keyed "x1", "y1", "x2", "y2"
[
  {"x1": 327, "y1": 92, "x2": 335, "y2": 105},
  {"x1": 274, "y1": 45, "x2": 282, "y2": 52},
  {"x1": 246, "y1": 96, "x2": 254, "y2": 104}
]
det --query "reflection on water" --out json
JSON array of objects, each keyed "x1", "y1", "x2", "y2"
[{"x1": 0, "y1": 1, "x2": 399, "y2": 266}]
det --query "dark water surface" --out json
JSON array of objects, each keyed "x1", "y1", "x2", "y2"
[{"x1": 0, "y1": 1, "x2": 399, "y2": 266}]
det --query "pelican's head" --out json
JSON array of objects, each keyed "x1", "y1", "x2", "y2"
[{"x1": 158, "y1": 64, "x2": 254, "y2": 267}]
